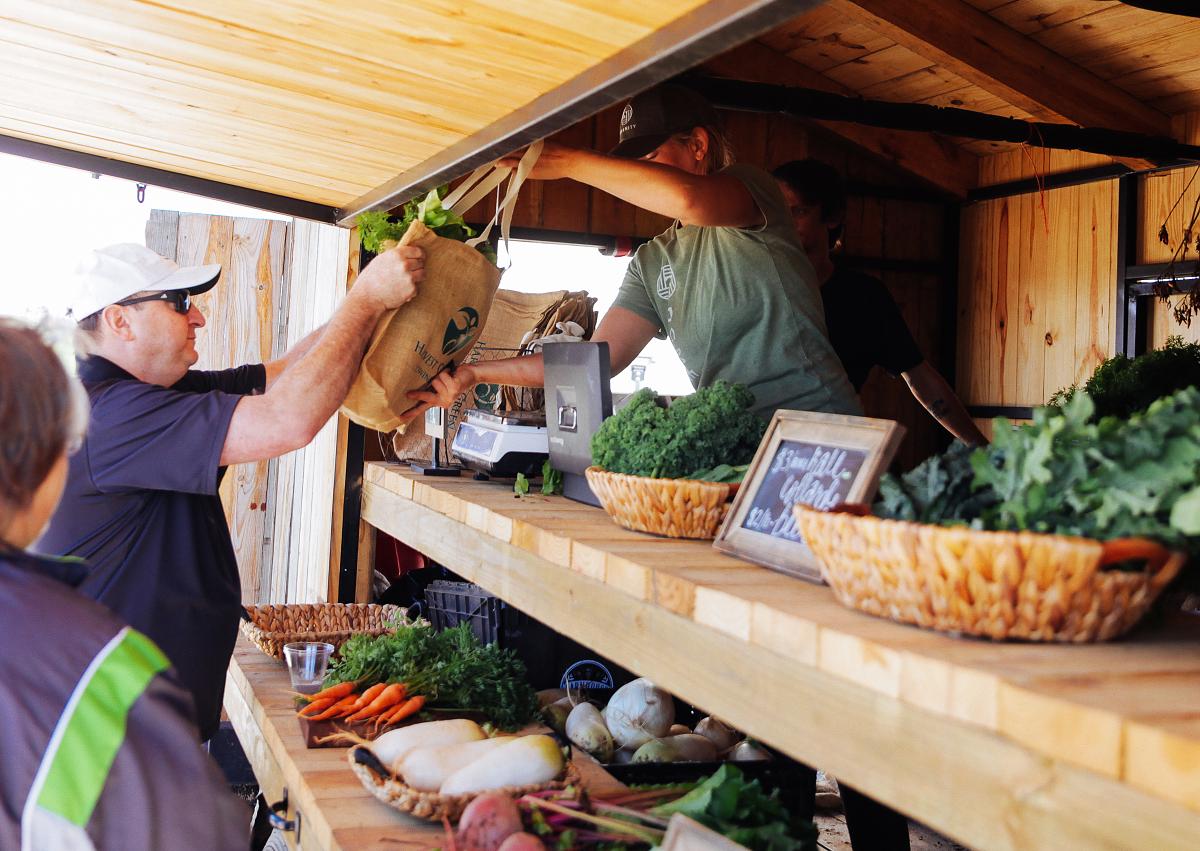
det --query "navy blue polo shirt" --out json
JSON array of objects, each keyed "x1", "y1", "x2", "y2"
[{"x1": 35, "y1": 355, "x2": 265, "y2": 741}]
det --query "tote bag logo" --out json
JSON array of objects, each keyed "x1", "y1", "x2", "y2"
[
  {"x1": 656, "y1": 262, "x2": 677, "y2": 301},
  {"x1": 442, "y1": 307, "x2": 481, "y2": 355}
]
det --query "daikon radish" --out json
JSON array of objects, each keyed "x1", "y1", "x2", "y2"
[
  {"x1": 372, "y1": 719, "x2": 484, "y2": 769},
  {"x1": 440, "y1": 735, "x2": 564, "y2": 796},
  {"x1": 398, "y1": 736, "x2": 517, "y2": 791}
]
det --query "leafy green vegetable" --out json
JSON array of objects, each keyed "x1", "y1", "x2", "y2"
[
  {"x1": 971, "y1": 388, "x2": 1200, "y2": 551},
  {"x1": 357, "y1": 187, "x2": 497, "y2": 265},
  {"x1": 514, "y1": 473, "x2": 530, "y2": 495},
  {"x1": 652, "y1": 764, "x2": 817, "y2": 851},
  {"x1": 323, "y1": 622, "x2": 538, "y2": 729},
  {"x1": 541, "y1": 460, "x2": 564, "y2": 495},
  {"x1": 1048, "y1": 335, "x2": 1200, "y2": 420},
  {"x1": 875, "y1": 441, "x2": 996, "y2": 525},
  {"x1": 689, "y1": 463, "x2": 751, "y2": 483},
  {"x1": 591, "y1": 382, "x2": 767, "y2": 479}
]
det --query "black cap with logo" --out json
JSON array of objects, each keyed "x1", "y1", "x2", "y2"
[{"x1": 610, "y1": 84, "x2": 721, "y2": 159}]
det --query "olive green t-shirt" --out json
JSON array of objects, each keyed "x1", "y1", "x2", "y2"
[{"x1": 613, "y1": 163, "x2": 861, "y2": 419}]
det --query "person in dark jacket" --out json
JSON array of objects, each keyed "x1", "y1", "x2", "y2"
[
  {"x1": 0, "y1": 318, "x2": 246, "y2": 850},
  {"x1": 773, "y1": 159, "x2": 985, "y2": 446},
  {"x1": 36, "y1": 241, "x2": 424, "y2": 741}
]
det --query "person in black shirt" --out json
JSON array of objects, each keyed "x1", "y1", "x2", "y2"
[
  {"x1": 773, "y1": 159, "x2": 984, "y2": 446},
  {"x1": 38, "y1": 241, "x2": 424, "y2": 741}
]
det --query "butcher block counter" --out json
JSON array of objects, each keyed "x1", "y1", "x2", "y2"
[{"x1": 357, "y1": 461, "x2": 1200, "y2": 851}]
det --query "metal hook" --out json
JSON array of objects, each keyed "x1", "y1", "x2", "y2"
[{"x1": 136, "y1": 183, "x2": 146, "y2": 204}]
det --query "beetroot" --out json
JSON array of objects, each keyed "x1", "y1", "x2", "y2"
[{"x1": 456, "y1": 792, "x2": 523, "y2": 851}]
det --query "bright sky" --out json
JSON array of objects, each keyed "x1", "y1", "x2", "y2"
[{"x1": 0, "y1": 152, "x2": 692, "y2": 394}]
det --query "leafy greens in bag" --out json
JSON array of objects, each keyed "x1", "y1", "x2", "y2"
[{"x1": 358, "y1": 188, "x2": 497, "y2": 265}]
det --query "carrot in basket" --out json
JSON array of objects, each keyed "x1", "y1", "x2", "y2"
[
  {"x1": 345, "y1": 682, "x2": 406, "y2": 722},
  {"x1": 307, "y1": 694, "x2": 359, "y2": 721},
  {"x1": 302, "y1": 681, "x2": 357, "y2": 703},
  {"x1": 297, "y1": 697, "x2": 336, "y2": 717}
]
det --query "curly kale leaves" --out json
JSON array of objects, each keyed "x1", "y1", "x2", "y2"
[
  {"x1": 357, "y1": 187, "x2": 497, "y2": 265},
  {"x1": 876, "y1": 387, "x2": 1200, "y2": 560},
  {"x1": 972, "y1": 388, "x2": 1200, "y2": 550},
  {"x1": 874, "y1": 440, "x2": 996, "y2": 525},
  {"x1": 323, "y1": 622, "x2": 538, "y2": 729},
  {"x1": 590, "y1": 382, "x2": 767, "y2": 479},
  {"x1": 1048, "y1": 335, "x2": 1200, "y2": 420},
  {"x1": 652, "y1": 764, "x2": 817, "y2": 851}
]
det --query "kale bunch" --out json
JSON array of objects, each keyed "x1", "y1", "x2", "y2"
[
  {"x1": 1048, "y1": 335, "x2": 1200, "y2": 420},
  {"x1": 874, "y1": 440, "x2": 996, "y2": 525},
  {"x1": 590, "y1": 381, "x2": 767, "y2": 479},
  {"x1": 973, "y1": 388, "x2": 1200, "y2": 550}
]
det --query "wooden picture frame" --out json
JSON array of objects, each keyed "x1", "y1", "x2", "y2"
[{"x1": 713, "y1": 410, "x2": 905, "y2": 583}]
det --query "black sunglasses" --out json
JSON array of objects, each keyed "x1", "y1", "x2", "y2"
[{"x1": 116, "y1": 290, "x2": 192, "y2": 314}]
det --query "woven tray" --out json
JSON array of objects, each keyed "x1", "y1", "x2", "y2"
[
  {"x1": 585, "y1": 466, "x2": 732, "y2": 540},
  {"x1": 240, "y1": 603, "x2": 412, "y2": 659},
  {"x1": 347, "y1": 744, "x2": 580, "y2": 822},
  {"x1": 794, "y1": 505, "x2": 1185, "y2": 642}
]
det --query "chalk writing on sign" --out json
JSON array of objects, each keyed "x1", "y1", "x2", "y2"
[{"x1": 742, "y1": 440, "x2": 865, "y2": 541}]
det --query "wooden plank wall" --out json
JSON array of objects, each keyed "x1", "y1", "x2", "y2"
[
  {"x1": 1142, "y1": 111, "x2": 1200, "y2": 348},
  {"x1": 957, "y1": 149, "x2": 1117, "y2": 423},
  {"x1": 463, "y1": 107, "x2": 954, "y2": 470},
  {"x1": 148, "y1": 211, "x2": 289, "y2": 604},
  {"x1": 265, "y1": 220, "x2": 349, "y2": 605},
  {"x1": 147, "y1": 211, "x2": 347, "y2": 605}
]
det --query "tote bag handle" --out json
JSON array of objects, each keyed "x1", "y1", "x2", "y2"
[{"x1": 440, "y1": 140, "x2": 544, "y2": 263}]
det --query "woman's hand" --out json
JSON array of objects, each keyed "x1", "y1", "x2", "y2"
[
  {"x1": 499, "y1": 140, "x2": 582, "y2": 181},
  {"x1": 400, "y1": 363, "x2": 479, "y2": 425}
]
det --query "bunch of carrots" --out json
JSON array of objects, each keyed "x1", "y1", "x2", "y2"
[{"x1": 296, "y1": 681, "x2": 426, "y2": 729}]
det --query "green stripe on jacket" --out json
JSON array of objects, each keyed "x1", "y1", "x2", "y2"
[{"x1": 37, "y1": 628, "x2": 170, "y2": 827}]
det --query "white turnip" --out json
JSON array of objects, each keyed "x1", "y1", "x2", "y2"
[{"x1": 603, "y1": 679, "x2": 673, "y2": 750}]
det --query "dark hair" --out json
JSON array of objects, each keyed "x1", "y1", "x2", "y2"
[
  {"x1": 772, "y1": 159, "x2": 846, "y2": 248},
  {"x1": 0, "y1": 319, "x2": 87, "y2": 527}
]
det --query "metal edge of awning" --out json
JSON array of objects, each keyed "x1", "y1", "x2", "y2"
[
  {"x1": 334, "y1": 0, "x2": 825, "y2": 226},
  {"x1": 0, "y1": 134, "x2": 341, "y2": 224}
]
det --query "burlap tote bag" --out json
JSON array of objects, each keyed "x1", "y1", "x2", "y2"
[{"x1": 341, "y1": 141, "x2": 542, "y2": 431}]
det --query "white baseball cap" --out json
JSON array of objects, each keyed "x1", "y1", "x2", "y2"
[{"x1": 66, "y1": 243, "x2": 221, "y2": 321}]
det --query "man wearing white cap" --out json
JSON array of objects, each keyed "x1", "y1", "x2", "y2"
[{"x1": 37, "y1": 241, "x2": 423, "y2": 741}]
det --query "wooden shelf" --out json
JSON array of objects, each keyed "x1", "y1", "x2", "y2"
[{"x1": 361, "y1": 462, "x2": 1200, "y2": 851}]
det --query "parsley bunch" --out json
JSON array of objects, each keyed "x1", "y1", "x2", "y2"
[{"x1": 1049, "y1": 336, "x2": 1200, "y2": 420}]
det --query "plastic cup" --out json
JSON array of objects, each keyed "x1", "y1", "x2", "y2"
[{"x1": 283, "y1": 642, "x2": 334, "y2": 695}]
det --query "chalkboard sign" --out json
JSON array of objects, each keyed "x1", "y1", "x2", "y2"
[
  {"x1": 715, "y1": 411, "x2": 904, "y2": 583},
  {"x1": 741, "y1": 441, "x2": 867, "y2": 542}
]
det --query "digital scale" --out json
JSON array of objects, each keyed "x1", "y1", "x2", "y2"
[{"x1": 451, "y1": 409, "x2": 549, "y2": 478}]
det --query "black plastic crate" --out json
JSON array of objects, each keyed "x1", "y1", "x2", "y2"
[{"x1": 423, "y1": 580, "x2": 558, "y2": 687}]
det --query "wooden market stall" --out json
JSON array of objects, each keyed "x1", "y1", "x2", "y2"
[{"x1": 5, "y1": 2, "x2": 1200, "y2": 850}]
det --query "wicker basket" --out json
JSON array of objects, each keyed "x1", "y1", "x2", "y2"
[
  {"x1": 347, "y1": 744, "x2": 580, "y2": 822},
  {"x1": 585, "y1": 466, "x2": 732, "y2": 540},
  {"x1": 240, "y1": 603, "x2": 413, "y2": 659},
  {"x1": 794, "y1": 505, "x2": 1185, "y2": 642}
]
